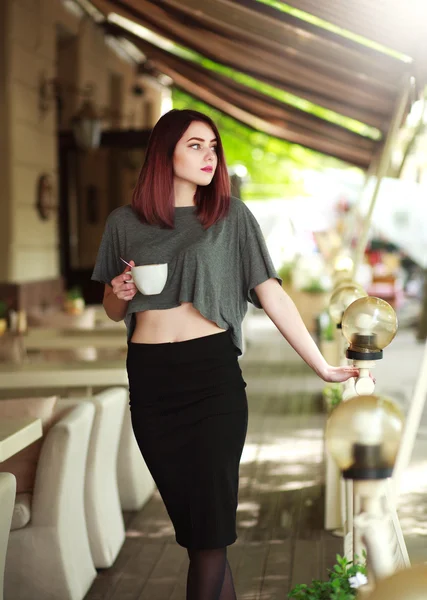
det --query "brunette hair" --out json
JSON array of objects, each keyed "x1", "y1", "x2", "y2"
[{"x1": 131, "y1": 109, "x2": 230, "y2": 228}]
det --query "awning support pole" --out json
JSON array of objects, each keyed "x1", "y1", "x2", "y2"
[{"x1": 352, "y1": 75, "x2": 414, "y2": 278}]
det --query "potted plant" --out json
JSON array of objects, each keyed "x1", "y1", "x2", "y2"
[
  {"x1": 64, "y1": 286, "x2": 85, "y2": 316},
  {"x1": 289, "y1": 554, "x2": 367, "y2": 599},
  {"x1": 318, "y1": 310, "x2": 339, "y2": 365},
  {"x1": 279, "y1": 256, "x2": 331, "y2": 333},
  {"x1": 278, "y1": 261, "x2": 295, "y2": 293},
  {"x1": 322, "y1": 383, "x2": 343, "y2": 414},
  {"x1": 291, "y1": 278, "x2": 330, "y2": 333}
]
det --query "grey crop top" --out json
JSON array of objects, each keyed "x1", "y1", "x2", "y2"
[{"x1": 91, "y1": 197, "x2": 281, "y2": 355}]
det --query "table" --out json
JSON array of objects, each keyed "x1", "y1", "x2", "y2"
[
  {"x1": 0, "y1": 417, "x2": 42, "y2": 462},
  {"x1": 0, "y1": 359, "x2": 128, "y2": 395},
  {"x1": 24, "y1": 328, "x2": 127, "y2": 351}
]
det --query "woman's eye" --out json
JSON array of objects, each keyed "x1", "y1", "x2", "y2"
[{"x1": 189, "y1": 144, "x2": 217, "y2": 152}]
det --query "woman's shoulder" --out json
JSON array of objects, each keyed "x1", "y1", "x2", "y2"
[
  {"x1": 106, "y1": 204, "x2": 137, "y2": 228},
  {"x1": 227, "y1": 196, "x2": 248, "y2": 221},
  {"x1": 228, "y1": 197, "x2": 257, "y2": 224},
  {"x1": 228, "y1": 196, "x2": 254, "y2": 216},
  {"x1": 229, "y1": 196, "x2": 244, "y2": 213}
]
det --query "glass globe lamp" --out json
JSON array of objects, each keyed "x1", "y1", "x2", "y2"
[
  {"x1": 325, "y1": 394, "x2": 404, "y2": 480},
  {"x1": 332, "y1": 253, "x2": 354, "y2": 284},
  {"x1": 332, "y1": 278, "x2": 356, "y2": 293},
  {"x1": 361, "y1": 564, "x2": 427, "y2": 600},
  {"x1": 340, "y1": 297, "x2": 397, "y2": 394},
  {"x1": 342, "y1": 296, "x2": 398, "y2": 360},
  {"x1": 329, "y1": 282, "x2": 368, "y2": 326}
]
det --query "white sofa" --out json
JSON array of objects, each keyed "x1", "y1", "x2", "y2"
[
  {"x1": 4, "y1": 400, "x2": 97, "y2": 600},
  {"x1": 117, "y1": 402, "x2": 155, "y2": 511},
  {"x1": 79, "y1": 388, "x2": 126, "y2": 568},
  {"x1": 0, "y1": 473, "x2": 16, "y2": 600}
]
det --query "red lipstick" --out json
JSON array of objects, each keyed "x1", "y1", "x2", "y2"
[{"x1": 201, "y1": 166, "x2": 213, "y2": 173}]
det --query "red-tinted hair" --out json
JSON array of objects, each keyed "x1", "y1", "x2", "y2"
[{"x1": 131, "y1": 109, "x2": 230, "y2": 229}]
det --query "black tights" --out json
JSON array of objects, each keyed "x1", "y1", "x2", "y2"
[{"x1": 186, "y1": 547, "x2": 237, "y2": 600}]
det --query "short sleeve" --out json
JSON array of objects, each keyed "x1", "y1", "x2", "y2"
[
  {"x1": 240, "y1": 204, "x2": 282, "y2": 307},
  {"x1": 91, "y1": 213, "x2": 123, "y2": 286}
]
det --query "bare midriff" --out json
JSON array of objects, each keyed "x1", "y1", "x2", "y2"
[{"x1": 131, "y1": 302, "x2": 227, "y2": 344}]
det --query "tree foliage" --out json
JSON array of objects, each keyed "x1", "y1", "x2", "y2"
[{"x1": 172, "y1": 88, "x2": 355, "y2": 200}]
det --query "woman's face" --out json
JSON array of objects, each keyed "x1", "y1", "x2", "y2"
[{"x1": 173, "y1": 121, "x2": 218, "y2": 187}]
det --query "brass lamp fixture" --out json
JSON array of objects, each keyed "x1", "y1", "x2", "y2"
[
  {"x1": 326, "y1": 394, "x2": 405, "y2": 584},
  {"x1": 342, "y1": 297, "x2": 398, "y2": 395}
]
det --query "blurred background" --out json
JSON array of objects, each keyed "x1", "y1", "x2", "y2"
[{"x1": 1, "y1": 3, "x2": 427, "y2": 599}]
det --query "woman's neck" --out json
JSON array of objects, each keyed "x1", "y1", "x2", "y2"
[{"x1": 173, "y1": 178, "x2": 197, "y2": 207}]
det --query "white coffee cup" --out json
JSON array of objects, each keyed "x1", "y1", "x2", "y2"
[{"x1": 130, "y1": 263, "x2": 168, "y2": 295}]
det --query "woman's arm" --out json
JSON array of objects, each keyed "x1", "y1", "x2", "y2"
[
  {"x1": 103, "y1": 286, "x2": 128, "y2": 322},
  {"x1": 102, "y1": 260, "x2": 137, "y2": 322},
  {"x1": 255, "y1": 278, "x2": 359, "y2": 383}
]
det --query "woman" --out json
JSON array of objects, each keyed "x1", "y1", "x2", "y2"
[{"x1": 92, "y1": 109, "x2": 358, "y2": 600}]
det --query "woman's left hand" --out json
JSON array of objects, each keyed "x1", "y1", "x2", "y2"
[{"x1": 320, "y1": 364, "x2": 360, "y2": 383}]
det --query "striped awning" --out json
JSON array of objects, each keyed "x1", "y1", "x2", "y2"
[{"x1": 85, "y1": 0, "x2": 427, "y2": 167}]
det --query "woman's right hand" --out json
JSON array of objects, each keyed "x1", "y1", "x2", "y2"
[{"x1": 111, "y1": 260, "x2": 137, "y2": 301}]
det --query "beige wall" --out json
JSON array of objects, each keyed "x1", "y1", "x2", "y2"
[
  {"x1": 0, "y1": 2, "x2": 12, "y2": 282},
  {"x1": 7, "y1": 0, "x2": 59, "y2": 283},
  {"x1": 0, "y1": 0, "x2": 170, "y2": 284}
]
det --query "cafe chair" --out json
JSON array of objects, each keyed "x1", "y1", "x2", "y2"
[
  {"x1": 4, "y1": 400, "x2": 97, "y2": 600},
  {"x1": 79, "y1": 388, "x2": 127, "y2": 568},
  {"x1": 0, "y1": 473, "x2": 16, "y2": 600},
  {"x1": 117, "y1": 396, "x2": 155, "y2": 511}
]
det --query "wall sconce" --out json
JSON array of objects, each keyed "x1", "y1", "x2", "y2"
[
  {"x1": 36, "y1": 174, "x2": 55, "y2": 221},
  {"x1": 39, "y1": 74, "x2": 62, "y2": 117},
  {"x1": 71, "y1": 98, "x2": 102, "y2": 151},
  {"x1": 38, "y1": 73, "x2": 101, "y2": 150}
]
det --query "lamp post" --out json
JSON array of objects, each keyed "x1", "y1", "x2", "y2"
[
  {"x1": 326, "y1": 282, "x2": 368, "y2": 551},
  {"x1": 326, "y1": 394, "x2": 404, "y2": 590},
  {"x1": 340, "y1": 297, "x2": 404, "y2": 567}
]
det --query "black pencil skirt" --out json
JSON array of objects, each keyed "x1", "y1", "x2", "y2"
[{"x1": 126, "y1": 330, "x2": 248, "y2": 550}]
